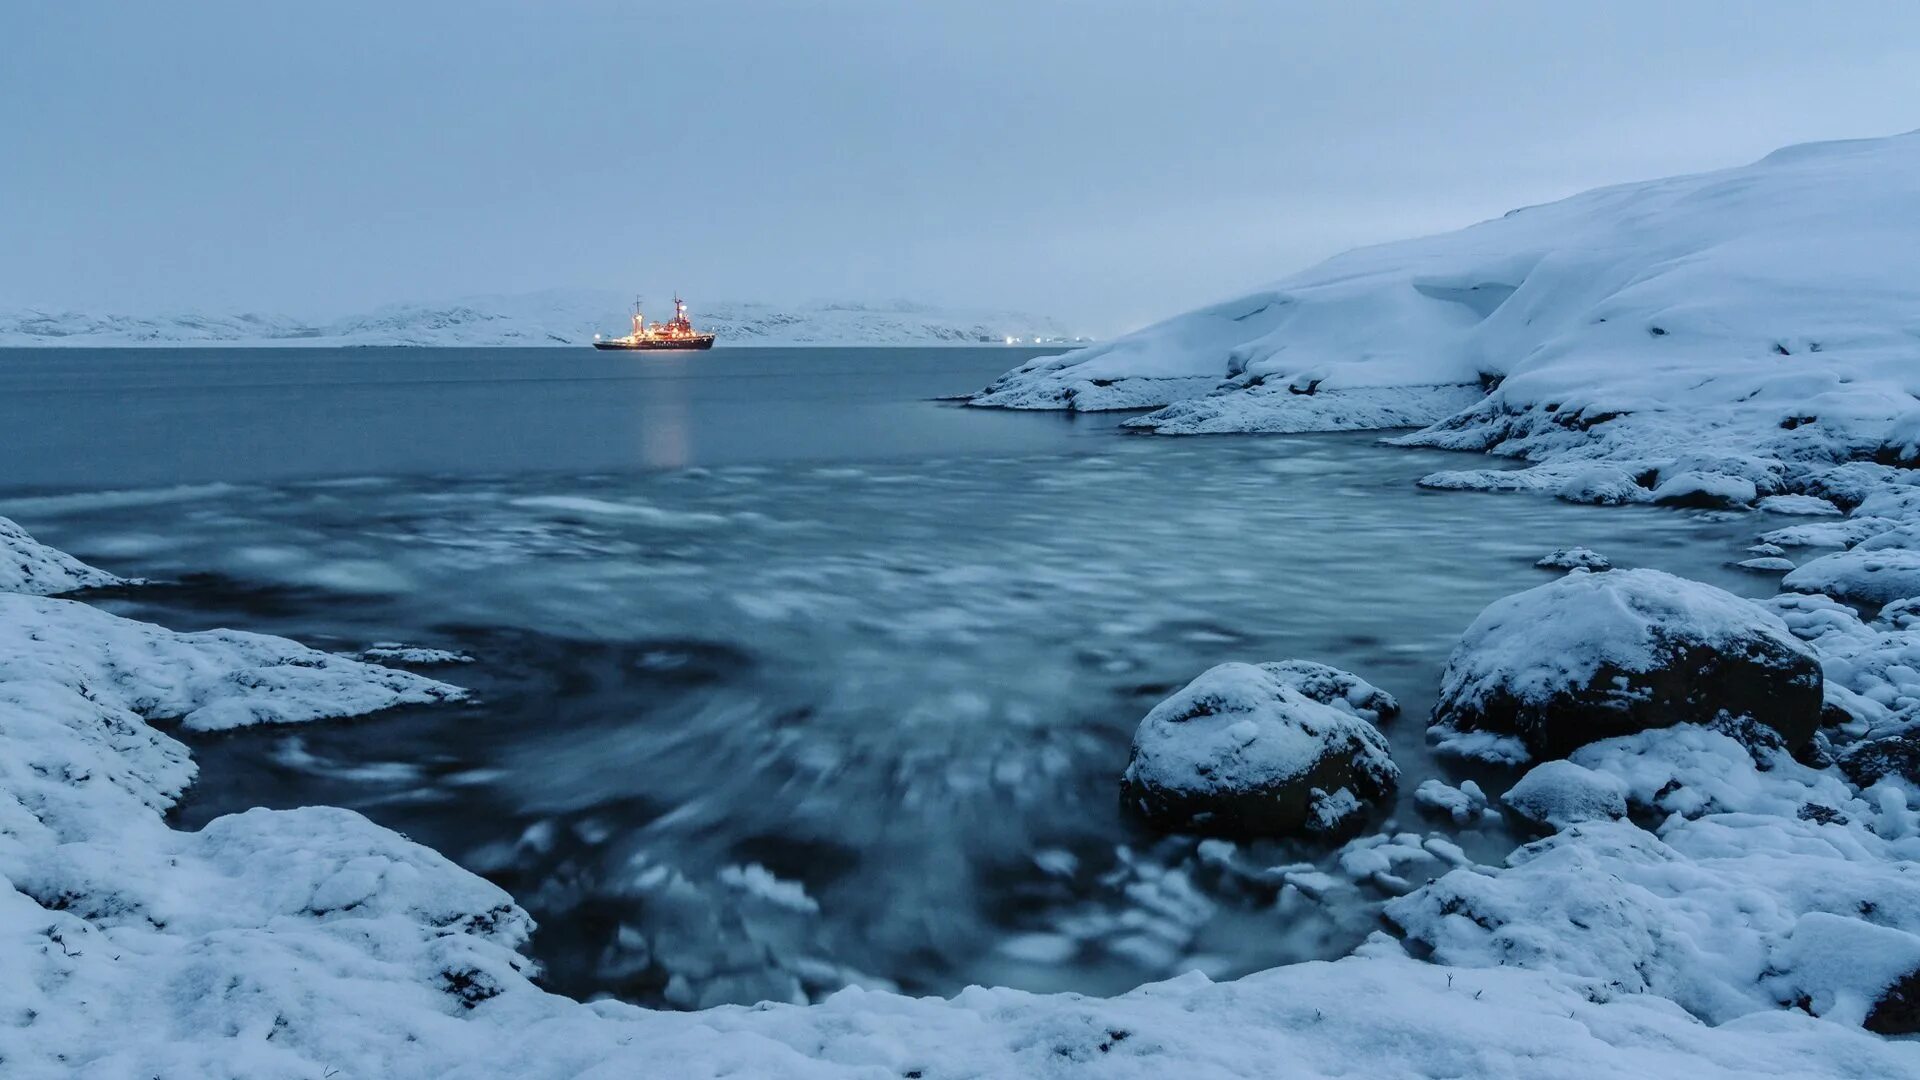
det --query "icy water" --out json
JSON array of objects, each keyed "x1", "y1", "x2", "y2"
[{"x1": 1, "y1": 347, "x2": 1789, "y2": 1008}]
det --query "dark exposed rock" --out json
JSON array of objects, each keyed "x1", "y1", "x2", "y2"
[
  {"x1": 1837, "y1": 730, "x2": 1920, "y2": 789},
  {"x1": 1867, "y1": 968, "x2": 1920, "y2": 1035}
]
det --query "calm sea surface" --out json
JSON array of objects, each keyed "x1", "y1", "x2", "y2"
[{"x1": 0, "y1": 346, "x2": 1786, "y2": 1007}]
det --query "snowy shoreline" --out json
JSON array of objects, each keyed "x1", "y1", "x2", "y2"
[
  {"x1": 7, "y1": 451, "x2": 1920, "y2": 1074},
  {"x1": 0, "y1": 294, "x2": 1083, "y2": 350},
  {"x1": 8, "y1": 134, "x2": 1920, "y2": 1075}
]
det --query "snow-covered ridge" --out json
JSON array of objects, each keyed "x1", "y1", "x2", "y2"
[
  {"x1": 972, "y1": 132, "x2": 1920, "y2": 481},
  {"x1": 0, "y1": 291, "x2": 1082, "y2": 348}
]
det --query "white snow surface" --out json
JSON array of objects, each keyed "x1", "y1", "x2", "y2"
[
  {"x1": 1502, "y1": 760, "x2": 1629, "y2": 830},
  {"x1": 1391, "y1": 725, "x2": 1920, "y2": 1029},
  {"x1": 0, "y1": 291, "x2": 1079, "y2": 348},
  {"x1": 0, "y1": 516, "x2": 127, "y2": 595},
  {"x1": 971, "y1": 132, "x2": 1920, "y2": 493},
  {"x1": 0, "y1": 593, "x2": 464, "y2": 732},
  {"x1": 1785, "y1": 547, "x2": 1920, "y2": 606}
]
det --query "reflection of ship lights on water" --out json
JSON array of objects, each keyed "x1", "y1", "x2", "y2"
[
  {"x1": 593, "y1": 294, "x2": 716, "y2": 351},
  {"x1": 639, "y1": 358, "x2": 692, "y2": 468}
]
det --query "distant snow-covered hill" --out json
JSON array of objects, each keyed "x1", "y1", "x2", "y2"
[{"x1": 0, "y1": 290, "x2": 1083, "y2": 348}]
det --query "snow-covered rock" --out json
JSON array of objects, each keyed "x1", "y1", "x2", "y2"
[
  {"x1": 0, "y1": 516, "x2": 126, "y2": 595},
  {"x1": 1771, "y1": 911, "x2": 1920, "y2": 1033},
  {"x1": 1760, "y1": 592, "x2": 1920, "y2": 733},
  {"x1": 0, "y1": 593, "x2": 464, "y2": 732},
  {"x1": 1761, "y1": 517, "x2": 1895, "y2": 550},
  {"x1": 1758, "y1": 494, "x2": 1843, "y2": 517},
  {"x1": 1785, "y1": 547, "x2": 1920, "y2": 606},
  {"x1": 1651, "y1": 471, "x2": 1758, "y2": 510},
  {"x1": 1120, "y1": 661, "x2": 1398, "y2": 837},
  {"x1": 1536, "y1": 546, "x2": 1611, "y2": 571},
  {"x1": 971, "y1": 133, "x2": 1920, "y2": 495},
  {"x1": 1430, "y1": 569, "x2": 1823, "y2": 762},
  {"x1": 1502, "y1": 760, "x2": 1629, "y2": 830},
  {"x1": 0, "y1": 292, "x2": 1079, "y2": 348},
  {"x1": 1413, "y1": 779, "x2": 1494, "y2": 826},
  {"x1": 358, "y1": 642, "x2": 476, "y2": 666},
  {"x1": 1389, "y1": 724, "x2": 1920, "y2": 1027},
  {"x1": 1837, "y1": 730, "x2": 1920, "y2": 789},
  {"x1": 1737, "y1": 556, "x2": 1797, "y2": 573}
]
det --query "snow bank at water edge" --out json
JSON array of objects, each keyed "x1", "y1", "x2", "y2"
[
  {"x1": 0, "y1": 516, "x2": 128, "y2": 595},
  {"x1": 972, "y1": 132, "x2": 1920, "y2": 486}
]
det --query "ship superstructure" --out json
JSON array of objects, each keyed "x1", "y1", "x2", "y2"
[{"x1": 592, "y1": 295, "x2": 716, "y2": 350}]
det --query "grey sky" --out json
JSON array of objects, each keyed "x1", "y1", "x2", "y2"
[{"x1": 5, "y1": 1, "x2": 1917, "y2": 335}]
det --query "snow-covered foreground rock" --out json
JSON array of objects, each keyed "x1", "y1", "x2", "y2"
[
  {"x1": 0, "y1": 291, "x2": 1080, "y2": 349},
  {"x1": 1430, "y1": 569, "x2": 1823, "y2": 763},
  {"x1": 1119, "y1": 661, "x2": 1398, "y2": 837}
]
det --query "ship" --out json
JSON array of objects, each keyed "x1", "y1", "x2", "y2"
[{"x1": 592, "y1": 296, "x2": 716, "y2": 350}]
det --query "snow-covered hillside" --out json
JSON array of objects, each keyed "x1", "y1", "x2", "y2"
[
  {"x1": 973, "y1": 133, "x2": 1920, "y2": 473},
  {"x1": 0, "y1": 291, "x2": 1081, "y2": 348}
]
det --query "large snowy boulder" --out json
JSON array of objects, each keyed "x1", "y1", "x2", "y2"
[
  {"x1": 1431, "y1": 569, "x2": 1822, "y2": 762},
  {"x1": 1120, "y1": 661, "x2": 1398, "y2": 838},
  {"x1": 1784, "y1": 547, "x2": 1920, "y2": 606},
  {"x1": 972, "y1": 133, "x2": 1920, "y2": 478},
  {"x1": 0, "y1": 516, "x2": 126, "y2": 595}
]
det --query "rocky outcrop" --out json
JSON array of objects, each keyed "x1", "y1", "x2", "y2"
[
  {"x1": 1431, "y1": 569, "x2": 1823, "y2": 762},
  {"x1": 1120, "y1": 661, "x2": 1398, "y2": 838}
]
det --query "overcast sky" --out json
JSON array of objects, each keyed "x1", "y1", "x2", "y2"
[{"x1": 5, "y1": 2, "x2": 1917, "y2": 335}]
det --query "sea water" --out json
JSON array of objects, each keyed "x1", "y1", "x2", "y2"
[{"x1": 0, "y1": 346, "x2": 1786, "y2": 1007}]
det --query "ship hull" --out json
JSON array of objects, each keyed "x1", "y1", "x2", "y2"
[{"x1": 593, "y1": 335, "x2": 716, "y2": 351}]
